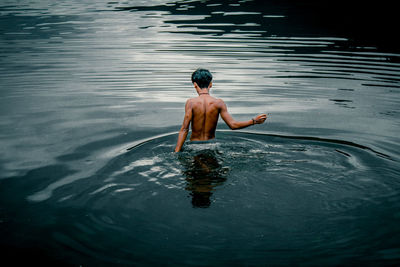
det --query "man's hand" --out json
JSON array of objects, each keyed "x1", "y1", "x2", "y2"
[{"x1": 253, "y1": 114, "x2": 267, "y2": 124}]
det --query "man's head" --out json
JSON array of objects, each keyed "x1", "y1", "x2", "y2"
[{"x1": 192, "y1": 68, "x2": 212, "y2": 89}]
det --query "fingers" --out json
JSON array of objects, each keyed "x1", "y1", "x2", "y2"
[
  {"x1": 251, "y1": 114, "x2": 268, "y2": 125},
  {"x1": 255, "y1": 114, "x2": 267, "y2": 124}
]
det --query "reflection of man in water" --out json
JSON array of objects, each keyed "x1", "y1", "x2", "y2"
[
  {"x1": 175, "y1": 68, "x2": 267, "y2": 152},
  {"x1": 180, "y1": 149, "x2": 227, "y2": 208}
]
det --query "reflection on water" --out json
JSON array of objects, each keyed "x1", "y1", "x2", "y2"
[
  {"x1": 179, "y1": 148, "x2": 228, "y2": 208},
  {"x1": 11, "y1": 131, "x2": 395, "y2": 265},
  {"x1": 0, "y1": 0, "x2": 400, "y2": 265}
]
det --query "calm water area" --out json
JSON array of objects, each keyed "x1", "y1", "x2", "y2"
[{"x1": 1, "y1": 0, "x2": 400, "y2": 265}]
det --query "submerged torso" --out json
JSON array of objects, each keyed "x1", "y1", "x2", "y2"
[{"x1": 190, "y1": 95, "x2": 221, "y2": 141}]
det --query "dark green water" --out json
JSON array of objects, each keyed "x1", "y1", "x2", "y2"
[{"x1": 1, "y1": 0, "x2": 399, "y2": 265}]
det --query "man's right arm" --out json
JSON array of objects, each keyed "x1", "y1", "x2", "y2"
[
  {"x1": 174, "y1": 99, "x2": 193, "y2": 152},
  {"x1": 219, "y1": 100, "x2": 267, "y2": 130}
]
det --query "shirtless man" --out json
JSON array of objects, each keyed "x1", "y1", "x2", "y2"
[{"x1": 174, "y1": 69, "x2": 267, "y2": 152}]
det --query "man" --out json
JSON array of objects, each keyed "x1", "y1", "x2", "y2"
[{"x1": 174, "y1": 69, "x2": 267, "y2": 152}]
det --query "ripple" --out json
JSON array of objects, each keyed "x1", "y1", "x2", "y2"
[
  {"x1": 58, "y1": 130, "x2": 396, "y2": 209},
  {"x1": 1, "y1": 0, "x2": 400, "y2": 265},
  {"x1": 33, "y1": 130, "x2": 399, "y2": 265}
]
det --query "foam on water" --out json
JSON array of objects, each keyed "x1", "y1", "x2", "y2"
[
  {"x1": 1, "y1": 0, "x2": 399, "y2": 265},
  {"x1": 23, "y1": 130, "x2": 397, "y2": 265}
]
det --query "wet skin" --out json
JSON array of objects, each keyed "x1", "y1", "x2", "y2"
[{"x1": 175, "y1": 82, "x2": 267, "y2": 152}]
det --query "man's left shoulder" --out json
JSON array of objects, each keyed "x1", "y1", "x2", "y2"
[{"x1": 213, "y1": 97, "x2": 224, "y2": 105}]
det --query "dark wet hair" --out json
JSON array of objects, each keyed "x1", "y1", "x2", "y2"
[{"x1": 191, "y1": 68, "x2": 212, "y2": 89}]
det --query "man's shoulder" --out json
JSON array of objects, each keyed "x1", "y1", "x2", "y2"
[
  {"x1": 186, "y1": 97, "x2": 197, "y2": 103},
  {"x1": 186, "y1": 97, "x2": 198, "y2": 106},
  {"x1": 187, "y1": 96, "x2": 224, "y2": 105},
  {"x1": 213, "y1": 97, "x2": 225, "y2": 105}
]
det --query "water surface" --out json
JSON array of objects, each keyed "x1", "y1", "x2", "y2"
[{"x1": 1, "y1": 0, "x2": 399, "y2": 265}]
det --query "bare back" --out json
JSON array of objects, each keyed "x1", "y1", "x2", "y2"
[
  {"x1": 174, "y1": 86, "x2": 266, "y2": 152},
  {"x1": 189, "y1": 95, "x2": 221, "y2": 141}
]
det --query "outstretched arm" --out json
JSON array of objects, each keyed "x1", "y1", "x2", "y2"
[
  {"x1": 219, "y1": 100, "x2": 267, "y2": 130},
  {"x1": 174, "y1": 99, "x2": 193, "y2": 152}
]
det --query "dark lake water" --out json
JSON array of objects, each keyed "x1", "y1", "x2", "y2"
[{"x1": 1, "y1": 0, "x2": 399, "y2": 265}]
